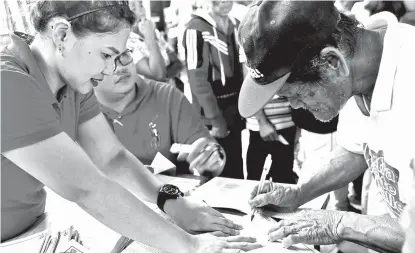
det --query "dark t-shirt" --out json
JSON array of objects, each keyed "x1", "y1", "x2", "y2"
[
  {"x1": 1, "y1": 34, "x2": 101, "y2": 241},
  {"x1": 291, "y1": 108, "x2": 338, "y2": 134},
  {"x1": 100, "y1": 79, "x2": 210, "y2": 166}
]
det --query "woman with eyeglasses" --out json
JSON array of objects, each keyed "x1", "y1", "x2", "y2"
[{"x1": 1, "y1": 1, "x2": 261, "y2": 252}]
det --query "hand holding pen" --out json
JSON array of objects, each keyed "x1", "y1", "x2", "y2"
[{"x1": 250, "y1": 154, "x2": 272, "y2": 221}]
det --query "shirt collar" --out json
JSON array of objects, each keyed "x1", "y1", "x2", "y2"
[
  {"x1": 100, "y1": 79, "x2": 151, "y2": 119},
  {"x1": 365, "y1": 12, "x2": 401, "y2": 112}
]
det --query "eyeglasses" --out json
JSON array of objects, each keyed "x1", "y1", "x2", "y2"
[{"x1": 113, "y1": 49, "x2": 133, "y2": 71}]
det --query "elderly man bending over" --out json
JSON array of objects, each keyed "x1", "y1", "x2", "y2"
[{"x1": 239, "y1": 1, "x2": 415, "y2": 252}]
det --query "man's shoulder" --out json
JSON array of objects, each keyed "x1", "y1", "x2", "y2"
[
  {"x1": 146, "y1": 79, "x2": 184, "y2": 102},
  {"x1": 186, "y1": 17, "x2": 212, "y2": 32}
]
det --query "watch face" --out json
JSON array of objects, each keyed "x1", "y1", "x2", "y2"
[{"x1": 162, "y1": 185, "x2": 180, "y2": 195}]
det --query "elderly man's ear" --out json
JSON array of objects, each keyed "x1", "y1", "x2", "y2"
[{"x1": 320, "y1": 47, "x2": 350, "y2": 77}]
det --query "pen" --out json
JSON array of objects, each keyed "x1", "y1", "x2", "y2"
[
  {"x1": 42, "y1": 235, "x2": 52, "y2": 253},
  {"x1": 251, "y1": 154, "x2": 272, "y2": 221},
  {"x1": 50, "y1": 232, "x2": 60, "y2": 253},
  {"x1": 37, "y1": 234, "x2": 47, "y2": 253}
]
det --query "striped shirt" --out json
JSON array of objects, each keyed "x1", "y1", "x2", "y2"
[{"x1": 246, "y1": 95, "x2": 295, "y2": 131}]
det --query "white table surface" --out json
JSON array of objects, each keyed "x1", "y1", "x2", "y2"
[{"x1": 5, "y1": 175, "x2": 328, "y2": 253}]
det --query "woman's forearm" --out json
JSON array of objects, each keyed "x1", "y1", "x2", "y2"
[
  {"x1": 77, "y1": 177, "x2": 197, "y2": 253},
  {"x1": 338, "y1": 212, "x2": 404, "y2": 253},
  {"x1": 104, "y1": 148, "x2": 164, "y2": 203}
]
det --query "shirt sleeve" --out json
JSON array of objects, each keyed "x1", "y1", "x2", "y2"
[
  {"x1": 1, "y1": 70, "x2": 62, "y2": 152},
  {"x1": 79, "y1": 89, "x2": 101, "y2": 124},
  {"x1": 183, "y1": 28, "x2": 222, "y2": 119},
  {"x1": 169, "y1": 86, "x2": 211, "y2": 144},
  {"x1": 337, "y1": 99, "x2": 369, "y2": 155}
]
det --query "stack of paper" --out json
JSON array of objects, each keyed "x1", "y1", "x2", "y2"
[{"x1": 1, "y1": 226, "x2": 94, "y2": 253}]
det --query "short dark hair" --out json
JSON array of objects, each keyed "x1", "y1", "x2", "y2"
[
  {"x1": 30, "y1": 1, "x2": 136, "y2": 37},
  {"x1": 288, "y1": 12, "x2": 362, "y2": 84}
]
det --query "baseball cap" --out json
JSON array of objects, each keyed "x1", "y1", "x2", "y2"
[{"x1": 238, "y1": 0, "x2": 340, "y2": 118}]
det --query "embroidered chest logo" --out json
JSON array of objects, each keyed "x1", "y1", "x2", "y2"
[
  {"x1": 149, "y1": 114, "x2": 160, "y2": 151},
  {"x1": 363, "y1": 143, "x2": 406, "y2": 217},
  {"x1": 247, "y1": 67, "x2": 264, "y2": 79}
]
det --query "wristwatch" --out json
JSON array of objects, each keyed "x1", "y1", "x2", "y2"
[{"x1": 157, "y1": 184, "x2": 184, "y2": 212}]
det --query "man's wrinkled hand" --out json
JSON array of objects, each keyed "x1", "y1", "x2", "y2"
[
  {"x1": 268, "y1": 210, "x2": 346, "y2": 248},
  {"x1": 249, "y1": 181, "x2": 301, "y2": 211},
  {"x1": 164, "y1": 196, "x2": 243, "y2": 236}
]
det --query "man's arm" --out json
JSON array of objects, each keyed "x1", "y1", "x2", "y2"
[
  {"x1": 268, "y1": 209, "x2": 403, "y2": 253},
  {"x1": 297, "y1": 146, "x2": 367, "y2": 206},
  {"x1": 3, "y1": 133, "x2": 196, "y2": 252},
  {"x1": 339, "y1": 212, "x2": 404, "y2": 253},
  {"x1": 135, "y1": 20, "x2": 166, "y2": 81}
]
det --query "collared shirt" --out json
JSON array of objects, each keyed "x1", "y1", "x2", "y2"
[
  {"x1": 1, "y1": 34, "x2": 101, "y2": 241},
  {"x1": 100, "y1": 79, "x2": 210, "y2": 166},
  {"x1": 337, "y1": 12, "x2": 415, "y2": 218}
]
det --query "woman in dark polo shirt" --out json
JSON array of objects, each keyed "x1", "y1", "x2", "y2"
[{"x1": 0, "y1": 1, "x2": 259, "y2": 252}]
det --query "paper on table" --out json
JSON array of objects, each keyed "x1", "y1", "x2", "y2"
[
  {"x1": 191, "y1": 177, "x2": 253, "y2": 214},
  {"x1": 60, "y1": 240, "x2": 94, "y2": 253},
  {"x1": 223, "y1": 213, "x2": 273, "y2": 244},
  {"x1": 150, "y1": 152, "x2": 176, "y2": 175},
  {"x1": 223, "y1": 214, "x2": 318, "y2": 253},
  {"x1": 1, "y1": 231, "x2": 48, "y2": 253},
  {"x1": 191, "y1": 177, "x2": 328, "y2": 220}
]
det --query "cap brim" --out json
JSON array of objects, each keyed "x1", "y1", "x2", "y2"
[{"x1": 238, "y1": 72, "x2": 291, "y2": 118}]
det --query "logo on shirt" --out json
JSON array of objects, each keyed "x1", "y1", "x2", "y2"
[
  {"x1": 363, "y1": 143, "x2": 406, "y2": 217},
  {"x1": 247, "y1": 67, "x2": 264, "y2": 79}
]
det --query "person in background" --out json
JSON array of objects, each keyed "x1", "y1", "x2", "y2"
[
  {"x1": 127, "y1": 1, "x2": 166, "y2": 81},
  {"x1": 239, "y1": 1, "x2": 415, "y2": 251},
  {"x1": 246, "y1": 97, "x2": 297, "y2": 184},
  {"x1": 94, "y1": 53, "x2": 225, "y2": 177},
  {"x1": 128, "y1": 1, "x2": 185, "y2": 91},
  {"x1": 401, "y1": 1, "x2": 415, "y2": 26},
  {"x1": 229, "y1": 0, "x2": 250, "y2": 22},
  {"x1": 1, "y1": 1, "x2": 261, "y2": 252},
  {"x1": 183, "y1": 0, "x2": 245, "y2": 179}
]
